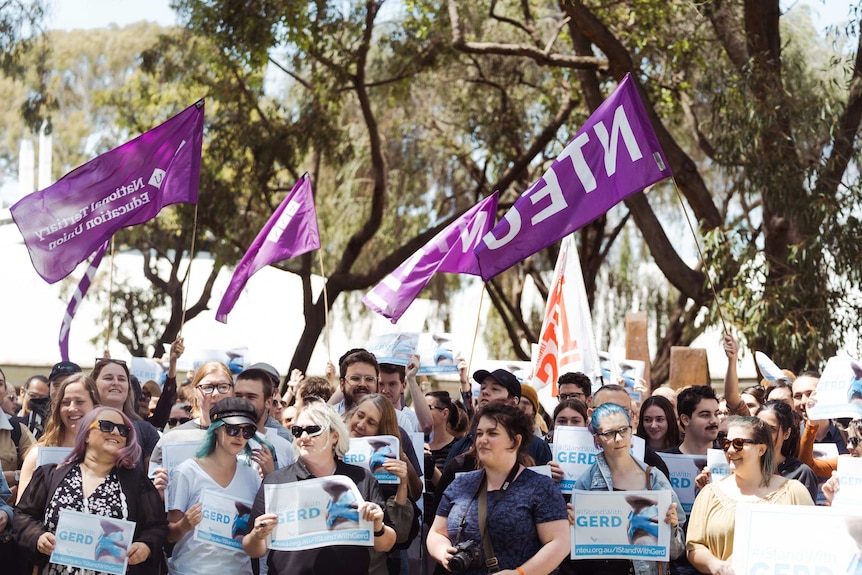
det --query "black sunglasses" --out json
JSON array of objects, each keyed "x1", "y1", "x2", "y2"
[
  {"x1": 93, "y1": 420, "x2": 131, "y2": 437},
  {"x1": 95, "y1": 357, "x2": 127, "y2": 367},
  {"x1": 168, "y1": 417, "x2": 192, "y2": 426},
  {"x1": 224, "y1": 424, "x2": 256, "y2": 440},
  {"x1": 719, "y1": 437, "x2": 760, "y2": 452},
  {"x1": 291, "y1": 424, "x2": 324, "y2": 438},
  {"x1": 848, "y1": 437, "x2": 861, "y2": 448}
]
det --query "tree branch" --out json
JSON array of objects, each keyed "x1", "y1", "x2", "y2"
[
  {"x1": 814, "y1": 23, "x2": 862, "y2": 199},
  {"x1": 448, "y1": 0, "x2": 607, "y2": 71}
]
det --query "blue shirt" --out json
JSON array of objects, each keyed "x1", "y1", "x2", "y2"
[{"x1": 438, "y1": 468, "x2": 567, "y2": 575}]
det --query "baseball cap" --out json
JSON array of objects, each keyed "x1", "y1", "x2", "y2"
[
  {"x1": 49, "y1": 361, "x2": 82, "y2": 383},
  {"x1": 239, "y1": 362, "x2": 280, "y2": 387},
  {"x1": 210, "y1": 397, "x2": 258, "y2": 426},
  {"x1": 472, "y1": 368, "x2": 521, "y2": 398}
]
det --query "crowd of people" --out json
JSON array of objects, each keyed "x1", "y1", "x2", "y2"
[{"x1": 0, "y1": 332, "x2": 858, "y2": 575}]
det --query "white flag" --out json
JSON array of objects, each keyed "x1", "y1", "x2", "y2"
[{"x1": 532, "y1": 235, "x2": 600, "y2": 400}]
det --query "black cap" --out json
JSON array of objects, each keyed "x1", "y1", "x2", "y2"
[
  {"x1": 49, "y1": 361, "x2": 82, "y2": 383},
  {"x1": 239, "y1": 362, "x2": 280, "y2": 387},
  {"x1": 472, "y1": 368, "x2": 521, "y2": 398},
  {"x1": 210, "y1": 397, "x2": 258, "y2": 426}
]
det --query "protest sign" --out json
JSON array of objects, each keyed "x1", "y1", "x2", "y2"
[
  {"x1": 366, "y1": 333, "x2": 418, "y2": 366},
  {"x1": 162, "y1": 441, "x2": 201, "y2": 510},
  {"x1": 733, "y1": 504, "x2": 862, "y2": 575},
  {"x1": 194, "y1": 489, "x2": 254, "y2": 551},
  {"x1": 193, "y1": 347, "x2": 248, "y2": 375},
  {"x1": 529, "y1": 465, "x2": 553, "y2": 479},
  {"x1": 36, "y1": 446, "x2": 73, "y2": 467},
  {"x1": 834, "y1": 457, "x2": 862, "y2": 507},
  {"x1": 807, "y1": 356, "x2": 862, "y2": 420},
  {"x1": 346, "y1": 435, "x2": 401, "y2": 484},
  {"x1": 265, "y1": 476, "x2": 373, "y2": 551},
  {"x1": 51, "y1": 508, "x2": 135, "y2": 575},
  {"x1": 571, "y1": 489, "x2": 672, "y2": 561},
  {"x1": 416, "y1": 333, "x2": 461, "y2": 375},
  {"x1": 657, "y1": 453, "x2": 704, "y2": 513},
  {"x1": 707, "y1": 448, "x2": 730, "y2": 484},
  {"x1": 553, "y1": 426, "x2": 645, "y2": 494},
  {"x1": 129, "y1": 357, "x2": 164, "y2": 388}
]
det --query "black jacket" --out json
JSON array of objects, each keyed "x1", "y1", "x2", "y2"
[{"x1": 13, "y1": 461, "x2": 167, "y2": 575}]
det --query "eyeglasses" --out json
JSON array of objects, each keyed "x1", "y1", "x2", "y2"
[
  {"x1": 197, "y1": 382, "x2": 234, "y2": 395},
  {"x1": 559, "y1": 392, "x2": 586, "y2": 401},
  {"x1": 344, "y1": 375, "x2": 378, "y2": 385},
  {"x1": 95, "y1": 358, "x2": 127, "y2": 367},
  {"x1": 848, "y1": 437, "x2": 861, "y2": 449},
  {"x1": 224, "y1": 424, "x2": 256, "y2": 440},
  {"x1": 291, "y1": 424, "x2": 324, "y2": 438},
  {"x1": 719, "y1": 437, "x2": 760, "y2": 452},
  {"x1": 91, "y1": 419, "x2": 131, "y2": 437},
  {"x1": 168, "y1": 417, "x2": 192, "y2": 426},
  {"x1": 595, "y1": 426, "x2": 632, "y2": 441}
]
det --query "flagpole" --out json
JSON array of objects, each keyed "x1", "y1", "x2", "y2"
[
  {"x1": 180, "y1": 204, "x2": 199, "y2": 336},
  {"x1": 671, "y1": 177, "x2": 729, "y2": 334},
  {"x1": 467, "y1": 284, "x2": 485, "y2": 374},
  {"x1": 317, "y1": 250, "x2": 331, "y2": 359},
  {"x1": 107, "y1": 236, "x2": 115, "y2": 347}
]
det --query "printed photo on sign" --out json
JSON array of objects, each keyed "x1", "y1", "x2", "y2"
[
  {"x1": 707, "y1": 449, "x2": 730, "y2": 484},
  {"x1": 656, "y1": 453, "x2": 704, "y2": 513},
  {"x1": 194, "y1": 489, "x2": 253, "y2": 551},
  {"x1": 553, "y1": 426, "x2": 645, "y2": 494},
  {"x1": 807, "y1": 356, "x2": 862, "y2": 421},
  {"x1": 51, "y1": 508, "x2": 135, "y2": 575},
  {"x1": 265, "y1": 475, "x2": 373, "y2": 551},
  {"x1": 346, "y1": 435, "x2": 401, "y2": 484},
  {"x1": 161, "y1": 441, "x2": 201, "y2": 511},
  {"x1": 366, "y1": 333, "x2": 418, "y2": 366},
  {"x1": 733, "y1": 503, "x2": 862, "y2": 575},
  {"x1": 37, "y1": 446, "x2": 73, "y2": 467},
  {"x1": 416, "y1": 333, "x2": 461, "y2": 375},
  {"x1": 571, "y1": 489, "x2": 672, "y2": 561}
]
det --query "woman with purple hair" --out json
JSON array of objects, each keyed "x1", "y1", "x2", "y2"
[{"x1": 13, "y1": 406, "x2": 167, "y2": 575}]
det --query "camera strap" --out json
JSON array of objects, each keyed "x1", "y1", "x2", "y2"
[{"x1": 477, "y1": 462, "x2": 521, "y2": 573}]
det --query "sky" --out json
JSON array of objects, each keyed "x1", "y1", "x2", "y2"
[{"x1": 44, "y1": 0, "x2": 859, "y2": 31}]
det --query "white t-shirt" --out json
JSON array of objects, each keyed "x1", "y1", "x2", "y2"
[
  {"x1": 245, "y1": 428, "x2": 295, "y2": 471},
  {"x1": 166, "y1": 459, "x2": 261, "y2": 575},
  {"x1": 395, "y1": 405, "x2": 420, "y2": 433}
]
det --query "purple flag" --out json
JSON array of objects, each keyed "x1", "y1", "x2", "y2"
[
  {"x1": 216, "y1": 174, "x2": 320, "y2": 323},
  {"x1": 11, "y1": 100, "x2": 205, "y2": 284},
  {"x1": 59, "y1": 240, "x2": 109, "y2": 361},
  {"x1": 363, "y1": 192, "x2": 499, "y2": 323},
  {"x1": 474, "y1": 74, "x2": 672, "y2": 280}
]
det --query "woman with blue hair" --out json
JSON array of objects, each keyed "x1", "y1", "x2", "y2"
[
  {"x1": 166, "y1": 397, "x2": 261, "y2": 575},
  {"x1": 573, "y1": 403, "x2": 684, "y2": 575}
]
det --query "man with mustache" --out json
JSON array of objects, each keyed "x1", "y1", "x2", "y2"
[
  {"x1": 667, "y1": 385, "x2": 721, "y2": 456},
  {"x1": 332, "y1": 349, "x2": 380, "y2": 415}
]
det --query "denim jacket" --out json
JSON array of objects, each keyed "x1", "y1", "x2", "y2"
[
  {"x1": 573, "y1": 452, "x2": 686, "y2": 575},
  {"x1": 0, "y1": 472, "x2": 11, "y2": 537}
]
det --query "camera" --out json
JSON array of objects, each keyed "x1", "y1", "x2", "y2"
[{"x1": 448, "y1": 540, "x2": 482, "y2": 573}]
